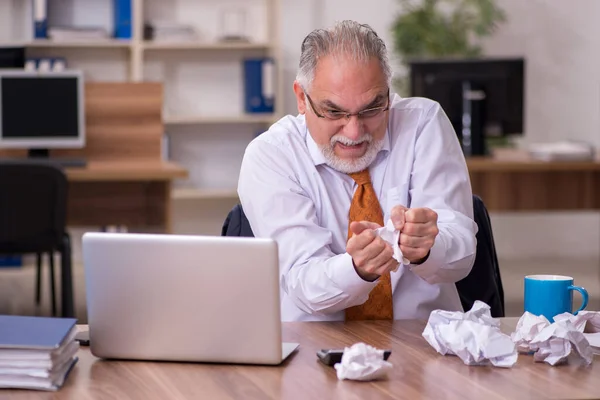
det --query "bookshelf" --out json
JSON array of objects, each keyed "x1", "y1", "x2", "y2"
[{"x1": 0, "y1": 0, "x2": 283, "y2": 235}]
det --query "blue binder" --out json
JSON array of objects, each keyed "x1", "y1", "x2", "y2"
[
  {"x1": 32, "y1": 0, "x2": 47, "y2": 39},
  {"x1": 114, "y1": 0, "x2": 132, "y2": 39},
  {"x1": 243, "y1": 58, "x2": 275, "y2": 113}
]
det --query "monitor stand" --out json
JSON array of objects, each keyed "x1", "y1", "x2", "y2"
[
  {"x1": 461, "y1": 81, "x2": 488, "y2": 157},
  {"x1": 28, "y1": 148, "x2": 88, "y2": 168}
]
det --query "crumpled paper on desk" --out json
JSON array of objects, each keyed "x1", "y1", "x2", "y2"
[
  {"x1": 374, "y1": 219, "x2": 410, "y2": 268},
  {"x1": 334, "y1": 342, "x2": 393, "y2": 381},
  {"x1": 422, "y1": 300, "x2": 518, "y2": 368},
  {"x1": 511, "y1": 311, "x2": 599, "y2": 365}
]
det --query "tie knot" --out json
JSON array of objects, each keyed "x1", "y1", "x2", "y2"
[{"x1": 349, "y1": 170, "x2": 372, "y2": 186}]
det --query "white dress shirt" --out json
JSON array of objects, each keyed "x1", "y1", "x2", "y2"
[{"x1": 238, "y1": 94, "x2": 478, "y2": 321}]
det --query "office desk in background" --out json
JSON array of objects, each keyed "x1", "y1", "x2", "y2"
[
  {"x1": 2, "y1": 319, "x2": 597, "y2": 400},
  {"x1": 467, "y1": 149, "x2": 600, "y2": 211},
  {"x1": 65, "y1": 161, "x2": 187, "y2": 233}
]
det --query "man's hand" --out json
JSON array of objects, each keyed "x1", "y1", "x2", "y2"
[
  {"x1": 391, "y1": 206, "x2": 439, "y2": 264},
  {"x1": 346, "y1": 221, "x2": 399, "y2": 282}
]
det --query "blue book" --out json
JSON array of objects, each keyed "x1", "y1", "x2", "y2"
[
  {"x1": 114, "y1": 0, "x2": 132, "y2": 39},
  {"x1": 0, "y1": 315, "x2": 76, "y2": 350},
  {"x1": 0, "y1": 315, "x2": 79, "y2": 390}
]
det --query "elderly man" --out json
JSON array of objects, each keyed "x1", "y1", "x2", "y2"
[{"x1": 238, "y1": 20, "x2": 477, "y2": 321}]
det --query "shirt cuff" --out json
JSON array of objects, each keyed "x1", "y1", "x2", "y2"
[
  {"x1": 329, "y1": 252, "x2": 379, "y2": 300},
  {"x1": 408, "y1": 236, "x2": 446, "y2": 284}
]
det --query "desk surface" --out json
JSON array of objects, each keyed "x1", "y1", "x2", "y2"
[
  {"x1": 65, "y1": 160, "x2": 188, "y2": 182},
  {"x1": 3, "y1": 319, "x2": 598, "y2": 400}
]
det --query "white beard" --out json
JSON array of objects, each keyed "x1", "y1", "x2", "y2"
[{"x1": 319, "y1": 133, "x2": 385, "y2": 174}]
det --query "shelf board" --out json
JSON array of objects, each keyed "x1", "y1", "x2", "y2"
[
  {"x1": 142, "y1": 41, "x2": 271, "y2": 51},
  {"x1": 164, "y1": 114, "x2": 275, "y2": 125},
  {"x1": 172, "y1": 188, "x2": 239, "y2": 200},
  {"x1": 12, "y1": 39, "x2": 133, "y2": 48}
]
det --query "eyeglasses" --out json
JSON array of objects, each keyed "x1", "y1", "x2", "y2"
[{"x1": 304, "y1": 89, "x2": 390, "y2": 121}]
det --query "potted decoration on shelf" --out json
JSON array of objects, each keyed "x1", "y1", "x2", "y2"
[{"x1": 390, "y1": 0, "x2": 507, "y2": 95}]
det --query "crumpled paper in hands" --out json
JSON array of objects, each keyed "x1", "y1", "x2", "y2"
[
  {"x1": 511, "y1": 311, "x2": 597, "y2": 365},
  {"x1": 334, "y1": 342, "x2": 393, "y2": 381},
  {"x1": 374, "y1": 219, "x2": 410, "y2": 268},
  {"x1": 422, "y1": 300, "x2": 518, "y2": 368}
]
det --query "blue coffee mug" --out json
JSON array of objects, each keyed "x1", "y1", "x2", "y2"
[{"x1": 524, "y1": 274, "x2": 588, "y2": 322}]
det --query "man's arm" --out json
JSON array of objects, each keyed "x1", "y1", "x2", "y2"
[
  {"x1": 238, "y1": 139, "x2": 377, "y2": 316},
  {"x1": 407, "y1": 102, "x2": 478, "y2": 284}
]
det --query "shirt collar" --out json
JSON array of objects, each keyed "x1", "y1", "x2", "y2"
[{"x1": 305, "y1": 121, "x2": 392, "y2": 167}]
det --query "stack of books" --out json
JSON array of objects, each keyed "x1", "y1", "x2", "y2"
[{"x1": 0, "y1": 315, "x2": 79, "y2": 391}]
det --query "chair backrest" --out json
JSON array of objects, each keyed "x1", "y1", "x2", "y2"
[
  {"x1": 455, "y1": 195, "x2": 505, "y2": 317},
  {"x1": 0, "y1": 161, "x2": 68, "y2": 253},
  {"x1": 222, "y1": 194, "x2": 505, "y2": 317}
]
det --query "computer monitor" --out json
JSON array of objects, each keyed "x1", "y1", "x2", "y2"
[
  {"x1": 0, "y1": 70, "x2": 85, "y2": 164},
  {"x1": 409, "y1": 58, "x2": 524, "y2": 156},
  {"x1": 0, "y1": 47, "x2": 25, "y2": 69}
]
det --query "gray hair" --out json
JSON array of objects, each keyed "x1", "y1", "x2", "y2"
[{"x1": 296, "y1": 20, "x2": 392, "y2": 91}]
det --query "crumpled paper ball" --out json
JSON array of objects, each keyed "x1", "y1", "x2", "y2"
[
  {"x1": 511, "y1": 311, "x2": 596, "y2": 366},
  {"x1": 334, "y1": 342, "x2": 393, "y2": 381},
  {"x1": 422, "y1": 300, "x2": 518, "y2": 368}
]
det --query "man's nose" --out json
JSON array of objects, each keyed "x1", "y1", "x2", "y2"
[{"x1": 341, "y1": 115, "x2": 364, "y2": 141}]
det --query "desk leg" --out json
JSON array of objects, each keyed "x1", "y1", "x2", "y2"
[
  {"x1": 164, "y1": 181, "x2": 173, "y2": 234},
  {"x1": 61, "y1": 234, "x2": 75, "y2": 318}
]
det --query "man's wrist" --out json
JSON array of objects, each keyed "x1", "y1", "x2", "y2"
[
  {"x1": 352, "y1": 258, "x2": 379, "y2": 282},
  {"x1": 410, "y1": 250, "x2": 430, "y2": 265}
]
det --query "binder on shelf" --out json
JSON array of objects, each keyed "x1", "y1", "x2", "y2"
[
  {"x1": 33, "y1": 0, "x2": 48, "y2": 39},
  {"x1": 243, "y1": 58, "x2": 275, "y2": 114},
  {"x1": 113, "y1": 0, "x2": 132, "y2": 39}
]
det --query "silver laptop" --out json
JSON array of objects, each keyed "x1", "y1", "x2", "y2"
[{"x1": 82, "y1": 232, "x2": 299, "y2": 365}]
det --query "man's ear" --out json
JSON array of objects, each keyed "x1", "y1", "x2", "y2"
[{"x1": 293, "y1": 81, "x2": 306, "y2": 115}]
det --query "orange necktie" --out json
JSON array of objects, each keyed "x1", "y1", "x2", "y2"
[{"x1": 345, "y1": 169, "x2": 394, "y2": 320}]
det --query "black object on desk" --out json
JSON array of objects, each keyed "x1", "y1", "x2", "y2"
[{"x1": 317, "y1": 349, "x2": 392, "y2": 366}]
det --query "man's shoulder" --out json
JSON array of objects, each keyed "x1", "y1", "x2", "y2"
[
  {"x1": 390, "y1": 95, "x2": 441, "y2": 114},
  {"x1": 247, "y1": 114, "x2": 308, "y2": 154}
]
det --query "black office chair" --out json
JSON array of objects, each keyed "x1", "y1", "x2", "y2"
[
  {"x1": 455, "y1": 195, "x2": 505, "y2": 317},
  {"x1": 0, "y1": 161, "x2": 75, "y2": 318},
  {"x1": 221, "y1": 195, "x2": 505, "y2": 318}
]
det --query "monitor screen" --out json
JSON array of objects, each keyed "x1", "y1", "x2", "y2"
[
  {"x1": 409, "y1": 58, "x2": 524, "y2": 136},
  {"x1": 0, "y1": 71, "x2": 84, "y2": 149}
]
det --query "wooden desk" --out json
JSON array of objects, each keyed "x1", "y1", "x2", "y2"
[
  {"x1": 467, "y1": 149, "x2": 600, "y2": 211},
  {"x1": 65, "y1": 161, "x2": 187, "y2": 232},
  {"x1": 3, "y1": 320, "x2": 598, "y2": 400}
]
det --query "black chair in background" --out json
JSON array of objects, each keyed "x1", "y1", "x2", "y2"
[
  {"x1": 455, "y1": 195, "x2": 505, "y2": 317},
  {"x1": 0, "y1": 161, "x2": 75, "y2": 318},
  {"x1": 221, "y1": 194, "x2": 505, "y2": 318}
]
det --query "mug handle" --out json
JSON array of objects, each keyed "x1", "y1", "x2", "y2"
[{"x1": 568, "y1": 285, "x2": 588, "y2": 315}]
